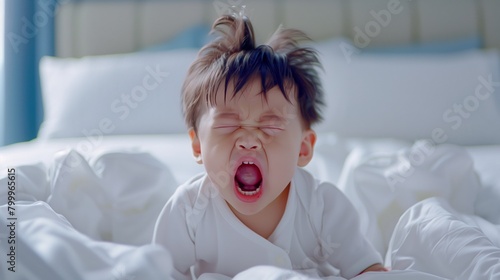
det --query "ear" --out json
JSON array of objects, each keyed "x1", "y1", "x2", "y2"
[
  {"x1": 297, "y1": 129, "x2": 316, "y2": 167},
  {"x1": 188, "y1": 128, "x2": 203, "y2": 164}
]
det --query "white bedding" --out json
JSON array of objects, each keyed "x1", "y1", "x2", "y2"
[
  {"x1": 388, "y1": 197, "x2": 500, "y2": 279},
  {"x1": 336, "y1": 140, "x2": 500, "y2": 279},
  {"x1": 0, "y1": 201, "x2": 173, "y2": 280},
  {"x1": 4, "y1": 0, "x2": 500, "y2": 278},
  {"x1": 1, "y1": 134, "x2": 500, "y2": 279}
]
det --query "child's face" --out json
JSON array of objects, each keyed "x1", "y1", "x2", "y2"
[{"x1": 189, "y1": 78, "x2": 316, "y2": 216}]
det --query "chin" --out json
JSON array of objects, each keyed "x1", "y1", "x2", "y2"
[{"x1": 227, "y1": 197, "x2": 267, "y2": 216}]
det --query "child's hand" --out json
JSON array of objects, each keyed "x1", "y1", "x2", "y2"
[{"x1": 360, "y1": 263, "x2": 389, "y2": 273}]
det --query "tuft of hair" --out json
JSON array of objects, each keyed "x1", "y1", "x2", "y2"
[{"x1": 181, "y1": 14, "x2": 324, "y2": 131}]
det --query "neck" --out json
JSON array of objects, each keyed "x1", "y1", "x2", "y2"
[{"x1": 230, "y1": 185, "x2": 290, "y2": 239}]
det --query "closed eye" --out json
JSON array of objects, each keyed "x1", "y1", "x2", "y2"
[
  {"x1": 214, "y1": 125, "x2": 239, "y2": 133},
  {"x1": 260, "y1": 126, "x2": 284, "y2": 135}
]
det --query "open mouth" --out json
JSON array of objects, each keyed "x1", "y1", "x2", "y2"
[{"x1": 234, "y1": 161, "x2": 263, "y2": 200}]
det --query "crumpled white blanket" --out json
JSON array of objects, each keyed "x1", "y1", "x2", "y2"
[
  {"x1": 335, "y1": 140, "x2": 500, "y2": 280},
  {"x1": 1, "y1": 148, "x2": 178, "y2": 279},
  {"x1": 195, "y1": 266, "x2": 446, "y2": 280},
  {"x1": 0, "y1": 200, "x2": 443, "y2": 280},
  {"x1": 230, "y1": 266, "x2": 446, "y2": 280},
  {"x1": 1, "y1": 143, "x2": 499, "y2": 279},
  {"x1": 388, "y1": 197, "x2": 500, "y2": 280},
  {"x1": 0, "y1": 201, "x2": 173, "y2": 280},
  {"x1": 337, "y1": 140, "x2": 482, "y2": 257},
  {"x1": 0, "y1": 149, "x2": 178, "y2": 245}
]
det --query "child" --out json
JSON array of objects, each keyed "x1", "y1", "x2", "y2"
[{"x1": 153, "y1": 14, "x2": 386, "y2": 279}]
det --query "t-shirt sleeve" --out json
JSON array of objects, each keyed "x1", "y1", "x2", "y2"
[
  {"x1": 152, "y1": 188, "x2": 196, "y2": 280},
  {"x1": 316, "y1": 182, "x2": 383, "y2": 279}
]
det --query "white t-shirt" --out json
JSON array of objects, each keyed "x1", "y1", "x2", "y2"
[{"x1": 153, "y1": 168, "x2": 382, "y2": 279}]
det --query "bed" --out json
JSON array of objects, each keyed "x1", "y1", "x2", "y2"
[{"x1": 1, "y1": 0, "x2": 500, "y2": 279}]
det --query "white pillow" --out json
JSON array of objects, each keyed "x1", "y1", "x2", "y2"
[
  {"x1": 313, "y1": 39, "x2": 500, "y2": 145},
  {"x1": 39, "y1": 49, "x2": 199, "y2": 139}
]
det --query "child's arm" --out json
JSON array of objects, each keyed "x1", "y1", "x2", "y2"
[
  {"x1": 313, "y1": 182, "x2": 384, "y2": 279},
  {"x1": 360, "y1": 263, "x2": 389, "y2": 273}
]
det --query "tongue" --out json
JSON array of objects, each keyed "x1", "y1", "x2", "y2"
[{"x1": 235, "y1": 164, "x2": 262, "y2": 186}]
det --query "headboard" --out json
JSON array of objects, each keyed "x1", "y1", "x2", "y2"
[{"x1": 55, "y1": 0, "x2": 500, "y2": 58}]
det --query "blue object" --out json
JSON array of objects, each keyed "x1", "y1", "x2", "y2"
[
  {"x1": 1, "y1": 0, "x2": 55, "y2": 146},
  {"x1": 141, "y1": 24, "x2": 212, "y2": 52},
  {"x1": 0, "y1": 62, "x2": 3, "y2": 145},
  {"x1": 364, "y1": 36, "x2": 482, "y2": 54}
]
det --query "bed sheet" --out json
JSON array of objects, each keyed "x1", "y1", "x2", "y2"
[{"x1": 1, "y1": 134, "x2": 499, "y2": 279}]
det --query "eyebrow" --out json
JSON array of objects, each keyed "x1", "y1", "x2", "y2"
[
  {"x1": 259, "y1": 114, "x2": 286, "y2": 123},
  {"x1": 213, "y1": 110, "x2": 288, "y2": 123},
  {"x1": 213, "y1": 112, "x2": 240, "y2": 120}
]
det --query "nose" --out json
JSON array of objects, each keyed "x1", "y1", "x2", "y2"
[{"x1": 236, "y1": 129, "x2": 262, "y2": 151}]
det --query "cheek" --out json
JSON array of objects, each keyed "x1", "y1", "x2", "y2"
[
  {"x1": 266, "y1": 137, "x2": 302, "y2": 167},
  {"x1": 201, "y1": 145, "x2": 234, "y2": 189},
  {"x1": 270, "y1": 131, "x2": 303, "y2": 152},
  {"x1": 200, "y1": 137, "x2": 232, "y2": 169}
]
